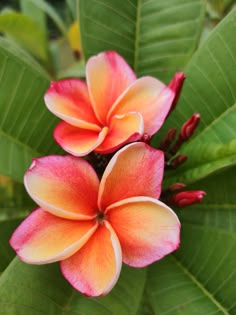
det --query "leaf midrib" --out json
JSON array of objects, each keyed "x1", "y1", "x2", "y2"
[
  {"x1": 171, "y1": 255, "x2": 230, "y2": 315},
  {"x1": 0, "y1": 130, "x2": 41, "y2": 157}
]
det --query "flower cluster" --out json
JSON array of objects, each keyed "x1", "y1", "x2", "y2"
[{"x1": 10, "y1": 51, "x2": 204, "y2": 297}]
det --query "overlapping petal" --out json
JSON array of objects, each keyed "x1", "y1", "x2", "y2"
[
  {"x1": 95, "y1": 112, "x2": 144, "y2": 154},
  {"x1": 54, "y1": 122, "x2": 109, "y2": 156},
  {"x1": 45, "y1": 79, "x2": 101, "y2": 131},
  {"x1": 106, "y1": 197, "x2": 180, "y2": 267},
  {"x1": 44, "y1": 51, "x2": 178, "y2": 156},
  {"x1": 24, "y1": 155, "x2": 99, "y2": 219},
  {"x1": 108, "y1": 77, "x2": 175, "y2": 135},
  {"x1": 86, "y1": 51, "x2": 136, "y2": 124},
  {"x1": 98, "y1": 142, "x2": 164, "y2": 210},
  {"x1": 61, "y1": 221, "x2": 122, "y2": 297},
  {"x1": 10, "y1": 208, "x2": 98, "y2": 264}
]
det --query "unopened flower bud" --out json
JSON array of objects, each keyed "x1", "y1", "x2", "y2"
[
  {"x1": 161, "y1": 182, "x2": 186, "y2": 200},
  {"x1": 169, "y1": 183, "x2": 186, "y2": 192},
  {"x1": 167, "y1": 72, "x2": 186, "y2": 115},
  {"x1": 170, "y1": 154, "x2": 188, "y2": 168},
  {"x1": 159, "y1": 128, "x2": 177, "y2": 151},
  {"x1": 180, "y1": 113, "x2": 200, "y2": 141},
  {"x1": 171, "y1": 190, "x2": 206, "y2": 207}
]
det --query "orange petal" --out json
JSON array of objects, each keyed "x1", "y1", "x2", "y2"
[
  {"x1": 108, "y1": 77, "x2": 174, "y2": 135},
  {"x1": 61, "y1": 221, "x2": 122, "y2": 296},
  {"x1": 10, "y1": 208, "x2": 98, "y2": 264},
  {"x1": 98, "y1": 142, "x2": 164, "y2": 210},
  {"x1": 107, "y1": 197, "x2": 180, "y2": 267},
  {"x1": 45, "y1": 79, "x2": 101, "y2": 131},
  {"x1": 54, "y1": 121, "x2": 109, "y2": 156},
  {"x1": 86, "y1": 51, "x2": 136, "y2": 124},
  {"x1": 24, "y1": 155, "x2": 99, "y2": 219},
  {"x1": 95, "y1": 112, "x2": 144, "y2": 154}
]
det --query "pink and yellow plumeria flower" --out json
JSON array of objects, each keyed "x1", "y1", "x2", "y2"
[
  {"x1": 44, "y1": 51, "x2": 179, "y2": 156},
  {"x1": 10, "y1": 143, "x2": 180, "y2": 296}
]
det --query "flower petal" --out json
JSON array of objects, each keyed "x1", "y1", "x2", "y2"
[
  {"x1": 24, "y1": 155, "x2": 99, "y2": 219},
  {"x1": 108, "y1": 77, "x2": 174, "y2": 135},
  {"x1": 95, "y1": 112, "x2": 144, "y2": 154},
  {"x1": 98, "y1": 142, "x2": 164, "y2": 210},
  {"x1": 10, "y1": 208, "x2": 98, "y2": 264},
  {"x1": 106, "y1": 196, "x2": 180, "y2": 267},
  {"x1": 54, "y1": 121, "x2": 108, "y2": 156},
  {"x1": 61, "y1": 221, "x2": 122, "y2": 297},
  {"x1": 86, "y1": 51, "x2": 136, "y2": 124},
  {"x1": 45, "y1": 79, "x2": 101, "y2": 131}
]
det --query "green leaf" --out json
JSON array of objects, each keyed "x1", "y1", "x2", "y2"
[
  {"x1": 0, "y1": 12, "x2": 48, "y2": 63},
  {"x1": 66, "y1": 0, "x2": 78, "y2": 20},
  {"x1": 20, "y1": 0, "x2": 47, "y2": 35},
  {"x1": 0, "y1": 38, "x2": 61, "y2": 182},
  {"x1": 0, "y1": 175, "x2": 34, "y2": 271},
  {"x1": 26, "y1": 0, "x2": 67, "y2": 36},
  {"x1": 79, "y1": 0, "x2": 205, "y2": 83},
  {"x1": 160, "y1": 7, "x2": 236, "y2": 141},
  {"x1": 158, "y1": 8, "x2": 236, "y2": 185},
  {"x1": 163, "y1": 139, "x2": 236, "y2": 187},
  {"x1": 0, "y1": 258, "x2": 146, "y2": 315},
  {"x1": 140, "y1": 166, "x2": 236, "y2": 314},
  {"x1": 0, "y1": 176, "x2": 33, "y2": 221},
  {"x1": 57, "y1": 60, "x2": 85, "y2": 79},
  {"x1": 0, "y1": 218, "x2": 24, "y2": 272}
]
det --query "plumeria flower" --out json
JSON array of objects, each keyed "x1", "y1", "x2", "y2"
[
  {"x1": 10, "y1": 143, "x2": 180, "y2": 297},
  {"x1": 44, "y1": 51, "x2": 183, "y2": 156}
]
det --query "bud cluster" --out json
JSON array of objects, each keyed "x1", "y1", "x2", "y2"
[{"x1": 157, "y1": 76, "x2": 205, "y2": 208}]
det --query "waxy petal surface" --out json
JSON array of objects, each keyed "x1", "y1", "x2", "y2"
[
  {"x1": 10, "y1": 208, "x2": 98, "y2": 264},
  {"x1": 108, "y1": 77, "x2": 174, "y2": 135},
  {"x1": 61, "y1": 221, "x2": 122, "y2": 297},
  {"x1": 45, "y1": 79, "x2": 101, "y2": 131},
  {"x1": 86, "y1": 51, "x2": 136, "y2": 124},
  {"x1": 54, "y1": 121, "x2": 108, "y2": 156},
  {"x1": 98, "y1": 142, "x2": 164, "y2": 210},
  {"x1": 95, "y1": 112, "x2": 144, "y2": 154},
  {"x1": 24, "y1": 155, "x2": 99, "y2": 219},
  {"x1": 107, "y1": 197, "x2": 180, "y2": 267}
]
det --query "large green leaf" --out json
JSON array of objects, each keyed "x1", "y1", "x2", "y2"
[
  {"x1": 0, "y1": 258, "x2": 146, "y2": 315},
  {"x1": 159, "y1": 8, "x2": 236, "y2": 186},
  {"x1": 140, "y1": 165, "x2": 236, "y2": 314},
  {"x1": 0, "y1": 176, "x2": 33, "y2": 271},
  {"x1": 162, "y1": 7, "x2": 236, "y2": 143},
  {"x1": 79, "y1": 0, "x2": 205, "y2": 83},
  {"x1": 163, "y1": 139, "x2": 236, "y2": 187},
  {"x1": 0, "y1": 38, "x2": 61, "y2": 182},
  {"x1": 0, "y1": 218, "x2": 25, "y2": 272},
  {"x1": 0, "y1": 12, "x2": 48, "y2": 64}
]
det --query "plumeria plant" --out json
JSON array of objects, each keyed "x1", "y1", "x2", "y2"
[{"x1": 0, "y1": 0, "x2": 236, "y2": 314}]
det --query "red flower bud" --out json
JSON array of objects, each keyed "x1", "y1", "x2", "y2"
[
  {"x1": 170, "y1": 154, "x2": 188, "y2": 168},
  {"x1": 171, "y1": 190, "x2": 206, "y2": 207},
  {"x1": 167, "y1": 72, "x2": 186, "y2": 115},
  {"x1": 180, "y1": 113, "x2": 200, "y2": 141},
  {"x1": 169, "y1": 183, "x2": 186, "y2": 192},
  {"x1": 159, "y1": 128, "x2": 177, "y2": 151}
]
